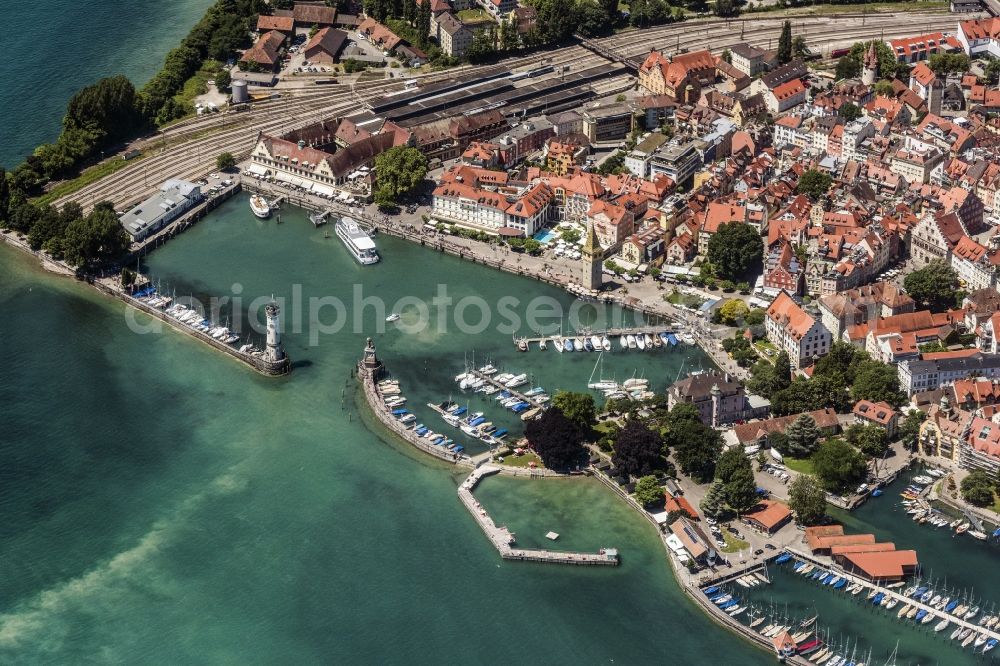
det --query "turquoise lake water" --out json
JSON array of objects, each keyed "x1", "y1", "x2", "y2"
[
  {"x1": 0, "y1": 0, "x2": 213, "y2": 168},
  {"x1": 0, "y1": 197, "x2": 778, "y2": 664}
]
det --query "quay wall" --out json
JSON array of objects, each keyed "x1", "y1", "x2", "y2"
[
  {"x1": 95, "y1": 281, "x2": 290, "y2": 376},
  {"x1": 129, "y1": 181, "x2": 241, "y2": 258},
  {"x1": 357, "y1": 361, "x2": 474, "y2": 467},
  {"x1": 459, "y1": 466, "x2": 619, "y2": 566}
]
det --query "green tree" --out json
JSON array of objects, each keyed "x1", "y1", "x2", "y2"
[
  {"x1": 215, "y1": 69, "x2": 231, "y2": 92},
  {"x1": 835, "y1": 56, "x2": 861, "y2": 80},
  {"x1": 216, "y1": 152, "x2": 236, "y2": 171},
  {"x1": 873, "y1": 79, "x2": 894, "y2": 97},
  {"x1": 551, "y1": 391, "x2": 596, "y2": 433},
  {"x1": 707, "y1": 222, "x2": 763, "y2": 281},
  {"x1": 927, "y1": 52, "x2": 970, "y2": 76},
  {"x1": 812, "y1": 439, "x2": 867, "y2": 493},
  {"x1": 0, "y1": 167, "x2": 9, "y2": 224},
  {"x1": 899, "y1": 410, "x2": 925, "y2": 451},
  {"x1": 524, "y1": 407, "x2": 585, "y2": 469},
  {"x1": 745, "y1": 308, "x2": 765, "y2": 327},
  {"x1": 850, "y1": 361, "x2": 904, "y2": 406},
  {"x1": 792, "y1": 35, "x2": 807, "y2": 57},
  {"x1": 903, "y1": 260, "x2": 960, "y2": 312},
  {"x1": 61, "y1": 202, "x2": 129, "y2": 268},
  {"x1": 374, "y1": 146, "x2": 428, "y2": 204},
  {"x1": 634, "y1": 475, "x2": 664, "y2": 507},
  {"x1": 715, "y1": 446, "x2": 751, "y2": 484},
  {"x1": 612, "y1": 419, "x2": 667, "y2": 477},
  {"x1": 839, "y1": 102, "x2": 862, "y2": 122},
  {"x1": 721, "y1": 48, "x2": 732, "y2": 64},
  {"x1": 700, "y1": 481, "x2": 727, "y2": 519},
  {"x1": 845, "y1": 423, "x2": 889, "y2": 460},
  {"x1": 725, "y1": 466, "x2": 759, "y2": 515},
  {"x1": 715, "y1": 0, "x2": 738, "y2": 17},
  {"x1": 667, "y1": 404, "x2": 722, "y2": 483},
  {"x1": 960, "y1": 470, "x2": 996, "y2": 507},
  {"x1": 777, "y1": 20, "x2": 792, "y2": 65},
  {"x1": 797, "y1": 169, "x2": 832, "y2": 200},
  {"x1": 813, "y1": 341, "x2": 867, "y2": 383},
  {"x1": 784, "y1": 413, "x2": 820, "y2": 458},
  {"x1": 788, "y1": 474, "x2": 827, "y2": 525},
  {"x1": 719, "y1": 299, "x2": 749, "y2": 325}
]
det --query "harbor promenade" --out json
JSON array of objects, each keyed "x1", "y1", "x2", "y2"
[{"x1": 459, "y1": 466, "x2": 619, "y2": 566}]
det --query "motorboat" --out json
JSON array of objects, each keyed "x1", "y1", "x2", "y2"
[
  {"x1": 626, "y1": 335, "x2": 637, "y2": 349},
  {"x1": 636, "y1": 335, "x2": 646, "y2": 351},
  {"x1": 644, "y1": 334, "x2": 655, "y2": 348},
  {"x1": 564, "y1": 338, "x2": 574, "y2": 352},
  {"x1": 619, "y1": 335, "x2": 628, "y2": 349},
  {"x1": 583, "y1": 337, "x2": 594, "y2": 352},
  {"x1": 601, "y1": 336, "x2": 612, "y2": 351},
  {"x1": 250, "y1": 194, "x2": 271, "y2": 218},
  {"x1": 573, "y1": 338, "x2": 584, "y2": 352},
  {"x1": 385, "y1": 313, "x2": 400, "y2": 322},
  {"x1": 590, "y1": 335, "x2": 603, "y2": 351},
  {"x1": 553, "y1": 336, "x2": 564, "y2": 352}
]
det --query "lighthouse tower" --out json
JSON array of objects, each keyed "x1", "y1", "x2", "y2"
[
  {"x1": 265, "y1": 301, "x2": 285, "y2": 362},
  {"x1": 861, "y1": 42, "x2": 879, "y2": 86},
  {"x1": 581, "y1": 219, "x2": 604, "y2": 292}
]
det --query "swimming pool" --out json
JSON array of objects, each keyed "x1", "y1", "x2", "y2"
[{"x1": 533, "y1": 229, "x2": 558, "y2": 243}]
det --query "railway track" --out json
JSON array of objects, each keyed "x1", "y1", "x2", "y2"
[{"x1": 57, "y1": 10, "x2": 958, "y2": 211}]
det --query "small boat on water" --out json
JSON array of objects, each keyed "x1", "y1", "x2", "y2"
[
  {"x1": 619, "y1": 335, "x2": 628, "y2": 349},
  {"x1": 601, "y1": 336, "x2": 612, "y2": 351},
  {"x1": 385, "y1": 313, "x2": 400, "y2": 322},
  {"x1": 553, "y1": 336, "x2": 564, "y2": 352},
  {"x1": 336, "y1": 217, "x2": 379, "y2": 265},
  {"x1": 573, "y1": 338, "x2": 584, "y2": 352},
  {"x1": 564, "y1": 338, "x2": 574, "y2": 352},
  {"x1": 250, "y1": 194, "x2": 271, "y2": 218},
  {"x1": 636, "y1": 335, "x2": 646, "y2": 350},
  {"x1": 968, "y1": 530, "x2": 988, "y2": 540},
  {"x1": 626, "y1": 335, "x2": 637, "y2": 349}
]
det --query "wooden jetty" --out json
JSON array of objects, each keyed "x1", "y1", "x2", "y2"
[
  {"x1": 459, "y1": 466, "x2": 618, "y2": 566},
  {"x1": 465, "y1": 369, "x2": 547, "y2": 412},
  {"x1": 516, "y1": 324, "x2": 683, "y2": 350},
  {"x1": 783, "y1": 546, "x2": 1000, "y2": 645}
]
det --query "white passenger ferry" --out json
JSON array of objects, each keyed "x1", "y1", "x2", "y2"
[{"x1": 336, "y1": 217, "x2": 379, "y2": 264}]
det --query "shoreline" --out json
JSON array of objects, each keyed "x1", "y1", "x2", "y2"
[{"x1": 5, "y1": 193, "x2": 780, "y2": 658}]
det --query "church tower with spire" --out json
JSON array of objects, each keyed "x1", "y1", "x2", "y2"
[
  {"x1": 581, "y1": 219, "x2": 603, "y2": 292},
  {"x1": 861, "y1": 42, "x2": 879, "y2": 86}
]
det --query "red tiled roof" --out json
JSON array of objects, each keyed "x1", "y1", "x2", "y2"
[
  {"x1": 744, "y1": 500, "x2": 791, "y2": 531},
  {"x1": 841, "y1": 550, "x2": 918, "y2": 579}
]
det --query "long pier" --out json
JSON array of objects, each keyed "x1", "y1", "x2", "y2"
[
  {"x1": 459, "y1": 466, "x2": 618, "y2": 565},
  {"x1": 465, "y1": 369, "x2": 547, "y2": 412},
  {"x1": 784, "y1": 546, "x2": 1000, "y2": 645},
  {"x1": 517, "y1": 326, "x2": 684, "y2": 351}
]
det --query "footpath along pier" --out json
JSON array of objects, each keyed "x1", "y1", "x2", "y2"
[
  {"x1": 516, "y1": 325, "x2": 684, "y2": 350},
  {"x1": 459, "y1": 466, "x2": 619, "y2": 566},
  {"x1": 783, "y1": 546, "x2": 1000, "y2": 645}
]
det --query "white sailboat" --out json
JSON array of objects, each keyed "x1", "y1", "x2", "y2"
[{"x1": 587, "y1": 352, "x2": 619, "y2": 391}]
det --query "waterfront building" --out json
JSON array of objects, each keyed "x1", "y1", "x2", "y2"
[
  {"x1": 919, "y1": 395, "x2": 1000, "y2": 477},
  {"x1": 118, "y1": 179, "x2": 203, "y2": 243},
  {"x1": 666, "y1": 371, "x2": 764, "y2": 427},
  {"x1": 668, "y1": 516, "x2": 715, "y2": 563},
  {"x1": 852, "y1": 399, "x2": 898, "y2": 438},
  {"x1": 249, "y1": 132, "x2": 394, "y2": 197},
  {"x1": 742, "y1": 499, "x2": 791, "y2": 535},
  {"x1": 764, "y1": 291, "x2": 831, "y2": 368},
  {"x1": 430, "y1": 180, "x2": 553, "y2": 236}
]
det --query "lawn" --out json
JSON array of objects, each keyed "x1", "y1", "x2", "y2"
[
  {"x1": 720, "y1": 530, "x2": 749, "y2": 554},
  {"x1": 456, "y1": 8, "x2": 494, "y2": 24},
  {"x1": 498, "y1": 452, "x2": 544, "y2": 468},
  {"x1": 664, "y1": 289, "x2": 706, "y2": 309},
  {"x1": 783, "y1": 457, "x2": 815, "y2": 476},
  {"x1": 173, "y1": 60, "x2": 223, "y2": 112}
]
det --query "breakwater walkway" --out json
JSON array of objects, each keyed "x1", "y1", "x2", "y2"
[{"x1": 459, "y1": 466, "x2": 619, "y2": 566}]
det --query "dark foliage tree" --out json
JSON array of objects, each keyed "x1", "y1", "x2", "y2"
[
  {"x1": 796, "y1": 169, "x2": 833, "y2": 200},
  {"x1": 903, "y1": 260, "x2": 960, "y2": 312},
  {"x1": 850, "y1": 360, "x2": 905, "y2": 406},
  {"x1": 374, "y1": 146, "x2": 428, "y2": 203},
  {"x1": 899, "y1": 410, "x2": 925, "y2": 451},
  {"x1": 715, "y1": 446, "x2": 751, "y2": 485},
  {"x1": 525, "y1": 407, "x2": 584, "y2": 469},
  {"x1": 839, "y1": 102, "x2": 862, "y2": 121},
  {"x1": 707, "y1": 222, "x2": 763, "y2": 281},
  {"x1": 666, "y1": 405, "x2": 722, "y2": 483},
  {"x1": 725, "y1": 466, "x2": 759, "y2": 515},
  {"x1": 777, "y1": 20, "x2": 792, "y2": 64},
  {"x1": 61, "y1": 202, "x2": 130, "y2": 269},
  {"x1": 845, "y1": 423, "x2": 889, "y2": 461},
  {"x1": 612, "y1": 419, "x2": 667, "y2": 477},
  {"x1": 700, "y1": 481, "x2": 727, "y2": 518},
  {"x1": 784, "y1": 413, "x2": 820, "y2": 458}
]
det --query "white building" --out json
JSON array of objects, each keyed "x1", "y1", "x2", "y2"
[
  {"x1": 957, "y1": 17, "x2": 1000, "y2": 57},
  {"x1": 431, "y1": 181, "x2": 552, "y2": 236},
  {"x1": 765, "y1": 291, "x2": 831, "y2": 368},
  {"x1": 119, "y1": 179, "x2": 203, "y2": 242}
]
